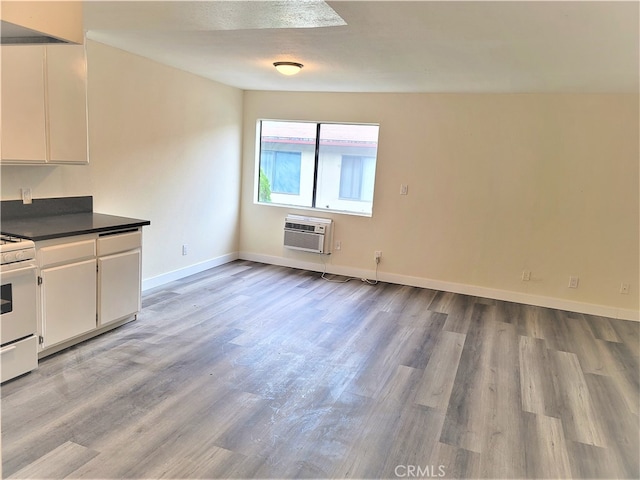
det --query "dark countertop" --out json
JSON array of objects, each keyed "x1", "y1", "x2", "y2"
[{"x1": 1, "y1": 212, "x2": 151, "y2": 241}]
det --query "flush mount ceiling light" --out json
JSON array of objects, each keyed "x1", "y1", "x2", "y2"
[{"x1": 273, "y1": 61, "x2": 303, "y2": 76}]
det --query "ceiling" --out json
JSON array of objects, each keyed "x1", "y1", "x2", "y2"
[{"x1": 83, "y1": 0, "x2": 639, "y2": 93}]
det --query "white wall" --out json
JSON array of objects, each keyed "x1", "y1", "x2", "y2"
[
  {"x1": 2, "y1": 44, "x2": 637, "y2": 320},
  {"x1": 239, "y1": 92, "x2": 639, "y2": 320},
  {"x1": 1, "y1": 40, "x2": 244, "y2": 286},
  {"x1": 0, "y1": 165, "x2": 92, "y2": 200}
]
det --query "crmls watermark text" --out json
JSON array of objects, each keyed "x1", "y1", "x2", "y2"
[{"x1": 394, "y1": 464, "x2": 446, "y2": 478}]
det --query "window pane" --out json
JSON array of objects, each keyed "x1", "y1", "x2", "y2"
[
  {"x1": 316, "y1": 124, "x2": 379, "y2": 215},
  {"x1": 339, "y1": 155, "x2": 363, "y2": 200},
  {"x1": 261, "y1": 150, "x2": 301, "y2": 194},
  {"x1": 259, "y1": 121, "x2": 316, "y2": 207},
  {"x1": 272, "y1": 151, "x2": 301, "y2": 194}
]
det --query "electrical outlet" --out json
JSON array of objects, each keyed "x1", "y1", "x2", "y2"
[
  {"x1": 182, "y1": 244, "x2": 188, "y2": 256},
  {"x1": 568, "y1": 276, "x2": 579, "y2": 289},
  {"x1": 335, "y1": 240, "x2": 342, "y2": 251},
  {"x1": 620, "y1": 283, "x2": 630, "y2": 294},
  {"x1": 522, "y1": 270, "x2": 531, "y2": 281},
  {"x1": 374, "y1": 251, "x2": 382, "y2": 263},
  {"x1": 21, "y1": 188, "x2": 32, "y2": 205}
]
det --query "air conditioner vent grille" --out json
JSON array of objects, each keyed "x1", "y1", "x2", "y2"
[
  {"x1": 285, "y1": 222, "x2": 315, "y2": 232},
  {"x1": 284, "y1": 231, "x2": 323, "y2": 252}
]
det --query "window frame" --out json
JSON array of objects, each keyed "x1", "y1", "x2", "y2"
[{"x1": 255, "y1": 119, "x2": 380, "y2": 217}]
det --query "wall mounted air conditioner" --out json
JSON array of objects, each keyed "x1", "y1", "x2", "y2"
[{"x1": 284, "y1": 215, "x2": 333, "y2": 254}]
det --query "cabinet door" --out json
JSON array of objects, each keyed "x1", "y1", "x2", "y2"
[
  {"x1": 0, "y1": 45, "x2": 47, "y2": 163},
  {"x1": 98, "y1": 249, "x2": 141, "y2": 326},
  {"x1": 47, "y1": 45, "x2": 88, "y2": 164},
  {"x1": 41, "y1": 259, "x2": 97, "y2": 348}
]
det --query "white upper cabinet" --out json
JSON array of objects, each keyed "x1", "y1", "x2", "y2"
[
  {"x1": 1, "y1": 44, "x2": 88, "y2": 165},
  {"x1": 47, "y1": 45, "x2": 89, "y2": 164},
  {"x1": 1, "y1": 46, "x2": 47, "y2": 163},
  {"x1": 0, "y1": 1, "x2": 84, "y2": 45}
]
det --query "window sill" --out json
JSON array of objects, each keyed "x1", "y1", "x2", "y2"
[{"x1": 254, "y1": 200, "x2": 373, "y2": 218}]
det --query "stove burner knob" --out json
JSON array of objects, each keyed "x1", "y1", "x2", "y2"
[
  {"x1": 3, "y1": 252, "x2": 16, "y2": 263},
  {"x1": 14, "y1": 251, "x2": 24, "y2": 261}
]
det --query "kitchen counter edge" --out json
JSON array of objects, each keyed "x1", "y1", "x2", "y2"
[{"x1": 1, "y1": 213, "x2": 151, "y2": 242}]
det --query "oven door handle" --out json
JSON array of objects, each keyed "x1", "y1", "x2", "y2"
[{"x1": 0, "y1": 345, "x2": 17, "y2": 355}]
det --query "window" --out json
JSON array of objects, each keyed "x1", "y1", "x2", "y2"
[{"x1": 257, "y1": 120, "x2": 379, "y2": 215}]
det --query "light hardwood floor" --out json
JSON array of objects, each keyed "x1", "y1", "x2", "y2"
[{"x1": 2, "y1": 260, "x2": 639, "y2": 479}]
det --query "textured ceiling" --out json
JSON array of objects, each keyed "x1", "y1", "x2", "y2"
[{"x1": 84, "y1": 1, "x2": 640, "y2": 93}]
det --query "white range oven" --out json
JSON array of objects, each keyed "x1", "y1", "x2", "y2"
[{"x1": 0, "y1": 235, "x2": 38, "y2": 383}]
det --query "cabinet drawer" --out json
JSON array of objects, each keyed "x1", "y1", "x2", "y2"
[
  {"x1": 97, "y1": 231, "x2": 141, "y2": 256},
  {"x1": 1, "y1": 336, "x2": 38, "y2": 383},
  {"x1": 39, "y1": 239, "x2": 95, "y2": 268}
]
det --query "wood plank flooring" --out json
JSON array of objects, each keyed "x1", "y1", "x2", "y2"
[{"x1": 2, "y1": 260, "x2": 638, "y2": 478}]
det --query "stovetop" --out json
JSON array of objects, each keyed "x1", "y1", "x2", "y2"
[
  {"x1": 0, "y1": 235, "x2": 36, "y2": 264},
  {"x1": 0, "y1": 235, "x2": 34, "y2": 247}
]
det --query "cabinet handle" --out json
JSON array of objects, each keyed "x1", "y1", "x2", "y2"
[{"x1": 0, "y1": 345, "x2": 17, "y2": 355}]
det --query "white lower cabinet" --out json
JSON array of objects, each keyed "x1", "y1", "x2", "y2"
[
  {"x1": 37, "y1": 229, "x2": 142, "y2": 354},
  {"x1": 98, "y1": 249, "x2": 141, "y2": 326},
  {"x1": 41, "y1": 259, "x2": 97, "y2": 348}
]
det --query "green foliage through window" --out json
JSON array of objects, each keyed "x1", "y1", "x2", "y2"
[{"x1": 259, "y1": 168, "x2": 272, "y2": 203}]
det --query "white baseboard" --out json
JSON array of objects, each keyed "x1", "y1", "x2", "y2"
[
  {"x1": 142, "y1": 252, "x2": 239, "y2": 291},
  {"x1": 239, "y1": 251, "x2": 639, "y2": 322}
]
